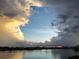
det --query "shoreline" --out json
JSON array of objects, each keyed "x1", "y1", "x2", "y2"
[{"x1": 0, "y1": 47, "x2": 74, "y2": 51}]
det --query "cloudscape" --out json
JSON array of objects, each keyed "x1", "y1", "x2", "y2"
[
  {"x1": 0, "y1": 0, "x2": 44, "y2": 46},
  {"x1": 0, "y1": 0, "x2": 79, "y2": 46},
  {"x1": 47, "y1": 0, "x2": 79, "y2": 46}
]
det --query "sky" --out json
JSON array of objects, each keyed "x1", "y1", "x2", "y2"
[
  {"x1": 0, "y1": 0, "x2": 79, "y2": 46},
  {"x1": 47, "y1": 0, "x2": 79, "y2": 46},
  {"x1": 0, "y1": 0, "x2": 53, "y2": 46},
  {"x1": 21, "y1": 0, "x2": 79, "y2": 46},
  {"x1": 21, "y1": 6, "x2": 58, "y2": 42}
]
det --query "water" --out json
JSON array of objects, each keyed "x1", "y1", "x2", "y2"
[{"x1": 0, "y1": 49, "x2": 78, "y2": 59}]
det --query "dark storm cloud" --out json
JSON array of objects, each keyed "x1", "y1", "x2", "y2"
[
  {"x1": 0, "y1": 0, "x2": 28, "y2": 17},
  {"x1": 47, "y1": 0, "x2": 79, "y2": 46},
  {"x1": 48, "y1": 0, "x2": 79, "y2": 33}
]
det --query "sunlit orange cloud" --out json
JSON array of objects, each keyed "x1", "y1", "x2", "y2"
[
  {"x1": 0, "y1": 0, "x2": 45, "y2": 46},
  {"x1": 29, "y1": 0, "x2": 44, "y2": 7}
]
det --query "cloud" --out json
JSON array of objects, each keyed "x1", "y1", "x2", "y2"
[
  {"x1": 0, "y1": 0, "x2": 44, "y2": 46},
  {"x1": 47, "y1": 0, "x2": 79, "y2": 46}
]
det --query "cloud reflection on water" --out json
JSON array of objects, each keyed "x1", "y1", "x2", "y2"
[{"x1": 0, "y1": 51, "x2": 23, "y2": 59}]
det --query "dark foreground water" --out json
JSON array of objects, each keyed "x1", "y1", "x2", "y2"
[{"x1": 0, "y1": 49, "x2": 78, "y2": 59}]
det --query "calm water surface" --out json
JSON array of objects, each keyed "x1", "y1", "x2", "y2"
[{"x1": 0, "y1": 49, "x2": 78, "y2": 59}]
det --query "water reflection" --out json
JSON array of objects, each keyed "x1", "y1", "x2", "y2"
[
  {"x1": 0, "y1": 51, "x2": 23, "y2": 59},
  {"x1": 23, "y1": 50, "x2": 52, "y2": 59},
  {"x1": 0, "y1": 50, "x2": 78, "y2": 59},
  {"x1": 51, "y1": 49, "x2": 77, "y2": 59}
]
